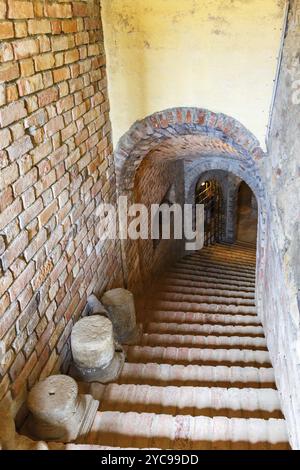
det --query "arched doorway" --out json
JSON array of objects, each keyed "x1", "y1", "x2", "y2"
[
  {"x1": 114, "y1": 107, "x2": 267, "y2": 305},
  {"x1": 195, "y1": 179, "x2": 224, "y2": 246}
]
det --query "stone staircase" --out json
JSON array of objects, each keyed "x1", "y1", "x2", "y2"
[{"x1": 62, "y1": 243, "x2": 290, "y2": 450}]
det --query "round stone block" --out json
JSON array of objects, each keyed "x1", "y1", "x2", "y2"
[
  {"x1": 71, "y1": 315, "x2": 114, "y2": 369},
  {"x1": 26, "y1": 375, "x2": 99, "y2": 442},
  {"x1": 27, "y1": 375, "x2": 79, "y2": 427},
  {"x1": 101, "y1": 288, "x2": 137, "y2": 342}
]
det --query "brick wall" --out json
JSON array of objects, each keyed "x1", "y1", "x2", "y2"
[
  {"x1": 127, "y1": 156, "x2": 184, "y2": 294},
  {"x1": 0, "y1": 0, "x2": 122, "y2": 417}
]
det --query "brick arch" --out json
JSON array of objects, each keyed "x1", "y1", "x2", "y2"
[
  {"x1": 115, "y1": 107, "x2": 267, "y2": 309},
  {"x1": 115, "y1": 107, "x2": 265, "y2": 194}
]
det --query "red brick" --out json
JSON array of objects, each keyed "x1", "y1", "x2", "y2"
[
  {"x1": 0, "y1": 21, "x2": 14, "y2": 40},
  {"x1": 62, "y1": 19, "x2": 77, "y2": 33},
  {"x1": 37, "y1": 87, "x2": 58, "y2": 107},
  {"x1": 64, "y1": 48, "x2": 79, "y2": 64},
  {"x1": 24, "y1": 227, "x2": 47, "y2": 260},
  {"x1": 11, "y1": 352, "x2": 37, "y2": 398},
  {"x1": 0, "y1": 270, "x2": 13, "y2": 298},
  {"x1": 0, "y1": 197, "x2": 22, "y2": 231},
  {"x1": 7, "y1": 135, "x2": 33, "y2": 161},
  {"x1": 0, "y1": 293, "x2": 10, "y2": 320},
  {"x1": 0, "y1": 129, "x2": 12, "y2": 150},
  {"x1": 45, "y1": 3, "x2": 72, "y2": 18},
  {"x1": 51, "y1": 35, "x2": 74, "y2": 52},
  {"x1": 13, "y1": 167, "x2": 38, "y2": 196},
  {"x1": 0, "y1": 1, "x2": 7, "y2": 18},
  {"x1": 9, "y1": 261, "x2": 35, "y2": 301},
  {"x1": 0, "y1": 162, "x2": 19, "y2": 192},
  {"x1": 0, "y1": 62, "x2": 19, "y2": 83},
  {"x1": 1, "y1": 230, "x2": 28, "y2": 270},
  {"x1": 53, "y1": 65, "x2": 70, "y2": 83},
  {"x1": 0, "y1": 302, "x2": 19, "y2": 339},
  {"x1": 18, "y1": 197, "x2": 43, "y2": 229},
  {"x1": 0, "y1": 100, "x2": 27, "y2": 127},
  {"x1": 35, "y1": 321, "x2": 55, "y2": 356},
  {"x1": 72, "y1": 2, "x2": 88, "y2": 17},
  {"x1": 38, "y1": 200, "x2": 58, "y2": 227},
  {"x1": 61, "y1": 122, "x2": 76, "y2": 141},
  {"x1": 20, "y1": 58, "x2": 34, "y2": 77},
  {"x1": 0, "y1": 42, "x2": 14, "y2": 62},
  {"x1": 8, "y1": 0, "x2": 34, "y2": 19},
  {"x1": 56, "y1": 95, "x2": 74, "y2": 114},
  {"x1": 51, "y1": 20, "x2": 61, "y2": 35},
  {"x1": 28, "y1": 19, "x2": 51, "y2": 35},
  {"x1": 44, "y1": 115, "x2": 64, "y2": 137},
  {"x1": 18, "y1": 74, "x2": 44, "y2": 97},
  {"x1": 34, "y1": 53, "x2": 55, "y2": 72},
  {"x1": 13, "y1": 38, "x2": 39, "y2": 59},
  {"x1": 9, "y1": 351, "x2": 25, "y2": 382},
  {"x1": 0, "y1": 186, "x2": 13, "y2": 212},
  {"x1": 15, "y1": 20, "x2": 27, "y2": 38}
]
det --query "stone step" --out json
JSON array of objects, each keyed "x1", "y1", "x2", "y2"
[
  {"x1": 157, "y1": 292, "x2": 255, "y2": 307},
  {"x1": 146, "y1": 322, "x2": 264, "y2": 337},
  {"x1": 171, "y1": 266, "x2": 256, "y2": 284},
  {"x1": 153, "y1": 300, "x2": 257, "y2": 316},
  {"x1": 150, "y1": 310, "x2": 261, "y2": 326},
  {"x1": 166, "y1": 271, "x2": 255, "y2": 288},
  {"x1": 198, "y1": 249, "x2": 256, "y2": 263},
  {"x1": 125, "y1": 346, "x2": 271, "y2": 367},
  {"x1": 95, "y1": 384, "x2": 282, "y2": 419},
  {"x1": 118, "y1": 363, "x2": 276, "y2": 388},
  {"x1": 81, "y1": 411, "x2": 288, "y2": 449},
  {"x1": 162, "y1": 277, "x2": 255, "y2": 293},
  {"x1": 141, "y1": 333, "x2": 267, "y2": 350},
  {"x1": 185, "y1": 255, "x2": 256, "y2": 273},
  {"x1": 194, "y1": 255, "x2": 256, "y2": 267},
  {"x1": 160, "y1": 284, "x2": 255, "y2": 299},
  {"x1": 177, "y1": 260, "x2": 256, "y2": 279}
]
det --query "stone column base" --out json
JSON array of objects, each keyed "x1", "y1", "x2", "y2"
[
  {"x1": 24, "y1": 394, "x2": 99, "y2": 443},
  {"x1": 69, "y1": 350, "x2": 125, "y2": 384}
]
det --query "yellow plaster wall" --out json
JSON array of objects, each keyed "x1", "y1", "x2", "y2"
[{"x1": 101, "y1": 0, "x2": 286, "y2": 148}]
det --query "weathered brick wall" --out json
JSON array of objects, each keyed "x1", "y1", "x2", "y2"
[
  {"x1": 129, "y1": 155, "x2": 184, "y2": 293},
  {"x1": 261, "y1": 0, "x2": 300, "y2": 449},
  {"x1": 0, "y1": 0, "x2": 122, "y2": 417}
]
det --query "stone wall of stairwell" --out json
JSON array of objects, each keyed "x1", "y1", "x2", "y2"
[
  {"x1": 0, "y1": 0, "x2": 123, "y2": 419},
  {"x1": 129, "y1": 156, "x2": 185, "y2": 295},
  {"x1": 262, "y1": 0, "x2": 300, "y2": 449}
]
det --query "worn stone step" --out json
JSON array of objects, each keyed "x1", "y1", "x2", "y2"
[
  {"x1": 195, "y1": 255, "x2": 256, "y2": 267},
  {"x1": 166, "y1": 271, "x2": 255, "y2": 288},
  {"x1": 81, "y1": 411, "x2": 288, "y2": 449},
  {"x1": 146, "y1": 322, "x2": 264, "y2": 337},
  {"x1": 177, "y1": 260, "x2": 256, "y2": 279},
  {"x1": 162, "y1": 277, "x2": 255, "y2": 293},
  {"x1": 172, "y1": 266, "x2": 256, "y2": 284},
  {"x1": 157, "y1": 292, "x2": 255, "y2": 307},
  {"x1": 118, "y1": 363, "x2": 276, "y2": 388},
  {"x1": 160, "y1": 284, "x2": 255, "y2": 299},
  {"x1": 153, "y1": 300, "x2": 257, "y2": 316},
  {"x1": 125, "y1": 346, "x2": 271, "y2": 367},
  {"x1": 185, "y1": 255, "x2": 256, "y2": 274},
  {"x1": 199, "y1": 249, "x2": 256, "y2": 262},
  {"x1": 141, "y1": 333, "x2": 267, "y2": 350},
  {"x1": 150, "y1": 310, "x2": 261, "y2": 326},
  {"x1": 95, "y1": 384, "x2": 282, "y2": 419}
]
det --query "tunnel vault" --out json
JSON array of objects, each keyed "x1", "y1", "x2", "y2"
[{"x1": 114, "y1": 107, "x2": 267, "y2": 307}]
